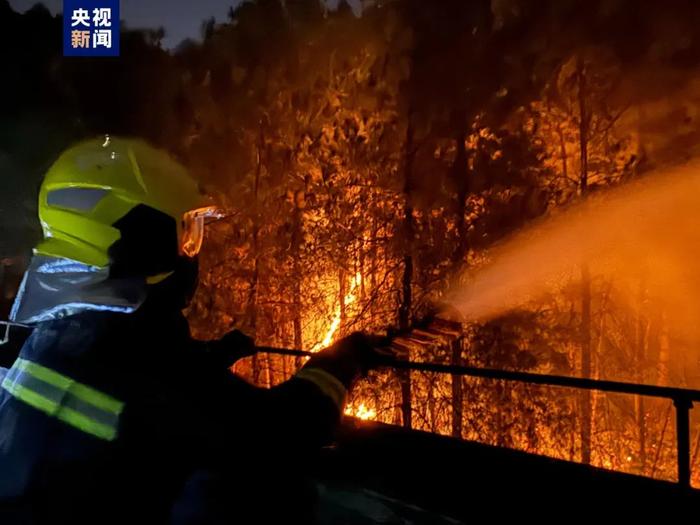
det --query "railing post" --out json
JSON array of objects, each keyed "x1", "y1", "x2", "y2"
[{"x1": 674, "y1": 396, "x2": 692, "y2": 488}]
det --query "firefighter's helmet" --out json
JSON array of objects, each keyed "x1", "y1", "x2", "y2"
[{"x1": 36, "y1": 136, "x2": 221, "y2": 280}]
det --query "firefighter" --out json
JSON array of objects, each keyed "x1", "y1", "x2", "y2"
[{"x1": 0, "y1": 137, "x2": 386, "y2": 524}]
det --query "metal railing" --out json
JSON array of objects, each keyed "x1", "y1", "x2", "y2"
[{"x1": 258, "y1": 346, "x2": 700, "y2": 489}]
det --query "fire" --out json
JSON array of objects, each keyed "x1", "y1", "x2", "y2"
[
  {"x1": 311, "y1": 272, "x2": 362, "y2": 352},
  {"x1": 345, "y1": 402, "x2": 377, "y2": 420}
]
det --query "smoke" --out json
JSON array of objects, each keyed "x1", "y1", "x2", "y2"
[{"x1": 447, "y1": 161, "x2": 700, "y2": 345}]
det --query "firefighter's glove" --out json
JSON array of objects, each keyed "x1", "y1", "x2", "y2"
[
  {"x1": 304, "y1": 332, "x2": 394, "y2": 389},
  {"x1": 208, "y1": 329, "x2": 257, "y2": 367}
]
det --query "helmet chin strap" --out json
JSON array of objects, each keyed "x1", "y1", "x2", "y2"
[{"x1": 147, "y1": 256, "x2": 200, "y2": 311}]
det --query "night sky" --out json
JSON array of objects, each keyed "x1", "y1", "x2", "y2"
[
  {"x1": 9, "y1": 0, "x2": 359, "y2": 48},
  {"x1": 8, "y1": 0, "x2": 360, "y2": 49},
  {"x1": 8, "y1": 0, "x2": 237, "y2": 48}
]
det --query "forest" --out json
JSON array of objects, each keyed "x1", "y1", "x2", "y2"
[{"x1": 4, "y1": 0, "x2": 700, "y2": 484}]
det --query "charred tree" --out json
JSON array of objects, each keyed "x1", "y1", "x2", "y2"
[
  {"x1": 247, "y1": 124, "x2": 264, "y2": 385},
  {"x1": 398, "y1": 115, "x2": 416, "y2": 429},
  {"x1": 449, "y1": 112, "x2": 470, "y2": 270},
  {"x1": 658, "y1": 310, "x2": 670, "y2": 386},
  {"x1": 339, "y1": 268, "x2": 347, "y2": 331},
  {"x1": 635, "y1": 274, "x2": 649, "y2": 471},
  {"x1": 577, "y1": 54, "x2": 592, "y2": 466},
  {"x1": 291, "y1": 199, "x2": 304, "y2": 368},
  {"x1": 451, "y1": 338, "x2": 464, "y2": 438}
]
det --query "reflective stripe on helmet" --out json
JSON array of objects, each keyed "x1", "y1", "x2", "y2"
[
  {"x1": 1, "y1": 358, "x2": 124, "y2": 441},
  {"x1": 295, "y1": 367, "x2": 346, "y2": 410}
]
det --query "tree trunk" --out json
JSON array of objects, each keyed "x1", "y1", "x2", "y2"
[
  {"x1": 451, "y1": 338, "x2": 464, "y2": 438},
  {"x1": 556, "y1": 122, "x2": 568, "y2": 183},
  {"x1": 635, "y1": 275, "x2": 649, "y2": 471},
  {"x1": 658, "y1": 310, "x2": 670, "y2": 385},
  {"x1": 292, "y1": 202, "x2": 303, "y2": 368},
  {"x1": 580, "y1": 264, "x2": 592, "y2": 464},
  {"x1": 577, "y1": 54, "x2": 592, "y2": 465},
  {"x1": 450, "y1": 123, "x2": 470, "y2": 269},
  {"x1": 495, "y1": 381, "x2": 507, "y2": 447},
  {"x1": 359, "y1": 245, "x2": 366, "y2": 301},
  {"x1": 248, "y1": 125, "x2": 263, "y2": 385},
  {"x1": 370, "y1": 217, "x2": 378, "y2": 299},
  {"x1": 398, "y1": 115, "x2": 416, "y2": 429},
  {"x1": 339, "y1": 268, "x2": 347, "y2": 332},
  {"x1": 427, "y1": 377, "x2": 436, "y2": 432}
]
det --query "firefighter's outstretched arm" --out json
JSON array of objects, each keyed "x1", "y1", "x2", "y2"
[
  {"x1": 266, "y1": 332, "x2": 387, "y2": 450},
  {"x1": 200, "y1": 332, "x2": 388, "y2": 455}
]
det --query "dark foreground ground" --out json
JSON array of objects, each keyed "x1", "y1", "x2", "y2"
[{"x1": 315, "y1": 419, "x2": 699, "y2": 523}]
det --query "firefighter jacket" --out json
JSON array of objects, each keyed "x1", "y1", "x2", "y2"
[{"x1": 0, "y1": 298, "x2": 347, "y2": 524}]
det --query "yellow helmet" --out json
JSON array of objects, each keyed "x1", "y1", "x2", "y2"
[{"x1": 36, "y1": 136, "x2": 219, "y2": 278}]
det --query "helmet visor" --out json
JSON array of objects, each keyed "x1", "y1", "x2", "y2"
[{"x1": 180, "y1": 206, "x2": 225, "y2": 257}]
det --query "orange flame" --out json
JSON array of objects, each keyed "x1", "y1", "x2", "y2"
[
  {"x1": 344, "y1": 402, "x2": 377, "y2": 420},
  {"x1": 311, "y1": 272, "x2": 362, "y2": 352}
]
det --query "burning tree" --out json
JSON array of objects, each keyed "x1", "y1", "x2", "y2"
[
  {"x1": 37, "y1": 0, "x2": 685, "y2": 485},
  {"x1": 6, "y1": 0, "x2": 700, "y2": 487}
]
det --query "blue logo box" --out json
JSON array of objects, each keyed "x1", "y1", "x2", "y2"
[{"x1": 63, "y1": 0, "x2": 120, "y2": 57}]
